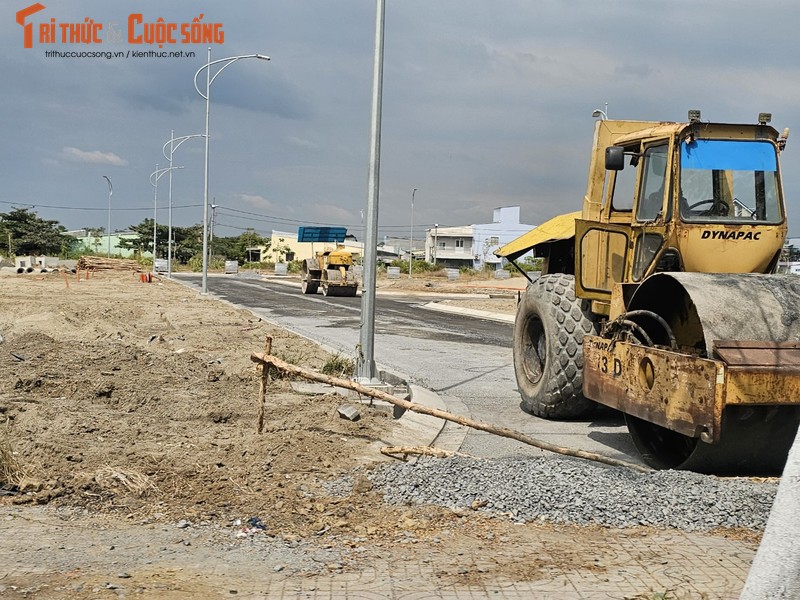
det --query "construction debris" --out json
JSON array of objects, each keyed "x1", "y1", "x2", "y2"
[{"x1": 77, "y1": 256, "x2": 143, "y2": 272}]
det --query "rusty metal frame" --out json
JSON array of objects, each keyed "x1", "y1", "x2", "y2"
[{"x1": 583, "y1": 336, "x2": 800, "y2": 444}]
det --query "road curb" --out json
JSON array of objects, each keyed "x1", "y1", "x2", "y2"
[{"x1": 421, "y1": 301, "x2": 515, "y2": 323}]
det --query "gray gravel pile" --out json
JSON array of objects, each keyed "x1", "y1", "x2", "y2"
[{"x1": 363, "y1": 455, "x2": 778, "y2": 531}]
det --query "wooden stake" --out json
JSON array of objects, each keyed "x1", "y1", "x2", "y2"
[
  {"x1": 251, "y1": 350, "x2": 653, "y2": 473},
  {"x1": 380, "y1": 446, "x2": 475, "y2": 460},
  {"x1": 61, "y1": 270, "x2": 70, "y2": 289},
  {"x1": 256, "y1": 337, "x2": 273, "y2": 434}
]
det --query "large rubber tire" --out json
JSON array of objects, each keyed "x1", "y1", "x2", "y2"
[{"x1": 513, "y1": 274, "x2": 598, "y2": 419}]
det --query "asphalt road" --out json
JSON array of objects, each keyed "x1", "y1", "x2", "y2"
[{"x1": 175, "y1": 273, "x2": 643, "y2": 465}]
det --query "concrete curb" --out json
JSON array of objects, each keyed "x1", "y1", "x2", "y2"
[
  {"x1": 420, "y1": 301, "x2": 515, "y2": 324},
  {"x1": 288, "y1": 381, "x2": 452, "y2": 455}
]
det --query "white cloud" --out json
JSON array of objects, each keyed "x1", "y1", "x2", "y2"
[
  {"x1": 59, "y1": 147, "x2": 128, "y2": 167},
  {"x1": 238, "y1": 194, "x2": 275, "y2": 210}
]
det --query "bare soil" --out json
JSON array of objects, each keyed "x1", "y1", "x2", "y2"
[{"x1": 0, "y1": 268, "x2": 758, "y2": 599}]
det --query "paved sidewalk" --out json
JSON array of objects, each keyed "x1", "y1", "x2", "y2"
[{"x1": 0, "y1": 506, "x2": 756, "y2": 600}]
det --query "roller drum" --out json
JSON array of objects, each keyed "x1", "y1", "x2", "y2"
[{"x1": 623, "y1": 273, "x2": 800, "y2": 474}]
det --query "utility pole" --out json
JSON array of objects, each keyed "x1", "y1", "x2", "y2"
[
  {"x1": 409, "y1": 187, "x2": 417, "y2": 279},
  {"x1": 209, "y1": 202, "x2": 218, "y2": 260}
]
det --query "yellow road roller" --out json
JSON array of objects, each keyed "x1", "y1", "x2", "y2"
[
  {"x1": 496, "y1": 111, "x2": 800, "y2": 474},
  {"x1": 301, "y1": 245, "x2": 359, "y2": 297}
]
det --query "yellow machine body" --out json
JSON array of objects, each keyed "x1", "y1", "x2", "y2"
[
  {"x1": 496, "y1": 113, "x2": 799, "y2": 473},
  {"x1": 300, "y1": 245, "x2": 359, "y2": 297}
]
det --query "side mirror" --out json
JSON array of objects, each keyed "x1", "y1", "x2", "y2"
[{"x1": 605, "y1": 146, "x2": 625, "y2": 170}]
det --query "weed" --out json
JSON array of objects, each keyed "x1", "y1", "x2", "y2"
[{"x1": 322, "y1": 353, "x2": 355, "y2": 378}]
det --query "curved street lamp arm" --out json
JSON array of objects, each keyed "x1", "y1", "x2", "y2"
[
  {"x1": 163, "y1": 134, "x2": 205, "y2": 162},
  {"x1": 193, "y1": 53, "x2": 270, "y2": 99},
  {"x1": 102, "y1": 175, "x2": 113, "y2": 196},
  {"x1": 149, "y1": 166, "x2": 184, "y2": 186}
]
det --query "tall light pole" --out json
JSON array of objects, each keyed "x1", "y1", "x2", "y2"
[
  {"x1": 102, "y1": 176, "x2": 112, "y2": 257},
  {"x1": 434, "y1": 223, "x2": 439, "y2": 265},
  {"x1": 150, "y1": 165, "x2": 184, "y2": 267},
  {"x1": 163, "y1": 132, "x2": 204, "y2": 278},
  {"x1": 356, "y1": 0, "x2": 386, "y2": 384},
  {"x1": 409, "y1": 187, "x2": 417, "y2": 279},
  {"x1": 194, "y1": 47, "x2": 270, "y2": 295}
]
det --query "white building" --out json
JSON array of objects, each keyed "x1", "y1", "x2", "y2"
[{"x1": 424, "y1": 206, "x2": 535, "y2": 271}]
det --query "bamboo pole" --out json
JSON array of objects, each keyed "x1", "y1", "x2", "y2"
[
  {"x1": 251, "y1": 347, "x2": 653, "y2": 473},
  {"x1": 380, "y1": 446, "x2": 475, "y2": 460},
  {"x1": 256, "y1": 337, "x2": 272, "y2": 434}
]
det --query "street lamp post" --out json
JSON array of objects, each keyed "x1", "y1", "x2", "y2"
[
  {"x1": 409, "y1": 188, "x2": 417, "y2": 279},
  {"x1": 592, "y1": 103, "x2": 609, "y2": 120},
  {"x1": 150, "y1": 164, "x2": 184, "y2": 268},
  {"x1": 194, "y1": 47, "x2": 270, "y2": 295},
  {"x1": 162, "y1": 131, "x2": 204, "y2": 278},
  {"x1": 102, "y1": 176, "x2": 112, "y2": 257},
  {"x1": 355, "y1": 0, "x2": 386, "y2": 383}
]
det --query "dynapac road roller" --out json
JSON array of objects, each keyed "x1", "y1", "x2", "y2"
[
  {"x1": 496, "y1": 111, "x2": 800, "y2": 474},
  {"x1": 300, "y1": 245, "x2": 359, "y2": 297}
]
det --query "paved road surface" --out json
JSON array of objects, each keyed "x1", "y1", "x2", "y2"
[{"x1": 176, "y1": 273, "x2": 643, "y2": 466}]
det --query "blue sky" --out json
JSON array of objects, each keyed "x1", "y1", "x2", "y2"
[{"x1": 3, "y1": 0, "x2": 800, "y2": 241}]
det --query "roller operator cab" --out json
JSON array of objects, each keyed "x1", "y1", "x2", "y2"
[{"x1": 496, "y1": 111, "x2": 800, "y2": 474}]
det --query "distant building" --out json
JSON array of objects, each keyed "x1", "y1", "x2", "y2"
[
  {"x1": 424, "y1": 206, "x2": 535, "y2": 270},
  {"x1": 67, "y1": 231, "x2": 151, "y2": 259},
  {"x1": 779, "y1": 237, "x2": 800, "y2": 274}
]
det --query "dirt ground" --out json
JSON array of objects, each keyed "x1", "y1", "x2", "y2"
[{"x1": 0, "y1": 268, "x2": 759, "y2": 599}]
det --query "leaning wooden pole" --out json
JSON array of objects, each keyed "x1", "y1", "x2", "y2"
[{"x1": 251, "y1": 348, "x2": 653, "y2": 474}]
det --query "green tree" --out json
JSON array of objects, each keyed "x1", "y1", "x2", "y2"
[
  {"x1": 0, "y1": 208, "x2": 68, "y2": 256},
  {"x1": 237, "y1": 229, "x2": 270, "y2": 263},
  {"x1": 121, "y1": 218, "x2": 272, "y2": 265},
  {"x1": 173, "y1": 224, "x2": 203, "y2": 264},
  {"x1": 209, "y1": 229, "x2": 270, "y2": 264}
]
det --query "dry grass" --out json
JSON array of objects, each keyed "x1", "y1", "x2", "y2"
[
  {"x1": 0, "y1": 434, "x2": 24, "y2": 488},
  {"x1": 94, "y1": 466, "x2": 158, "y2": 497}
]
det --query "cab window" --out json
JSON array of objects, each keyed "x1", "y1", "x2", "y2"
[
  {"x1": 680, "y1": 139, "x2": 783, "y2": 223},
  {"x1": 637, "y1": 144, "x2": 668, "y2": 221},
  {"x1": 609, "y1": 144, "x2": 639, "y2": 212}
]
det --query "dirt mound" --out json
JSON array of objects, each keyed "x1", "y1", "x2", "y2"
[{"x1": 0, "y1": 271, "x2": 399, "y2": 536}]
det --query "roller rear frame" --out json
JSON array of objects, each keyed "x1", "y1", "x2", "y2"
[{"x1": 583, "y1": 337, "x2": 800, "y2": 444}]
